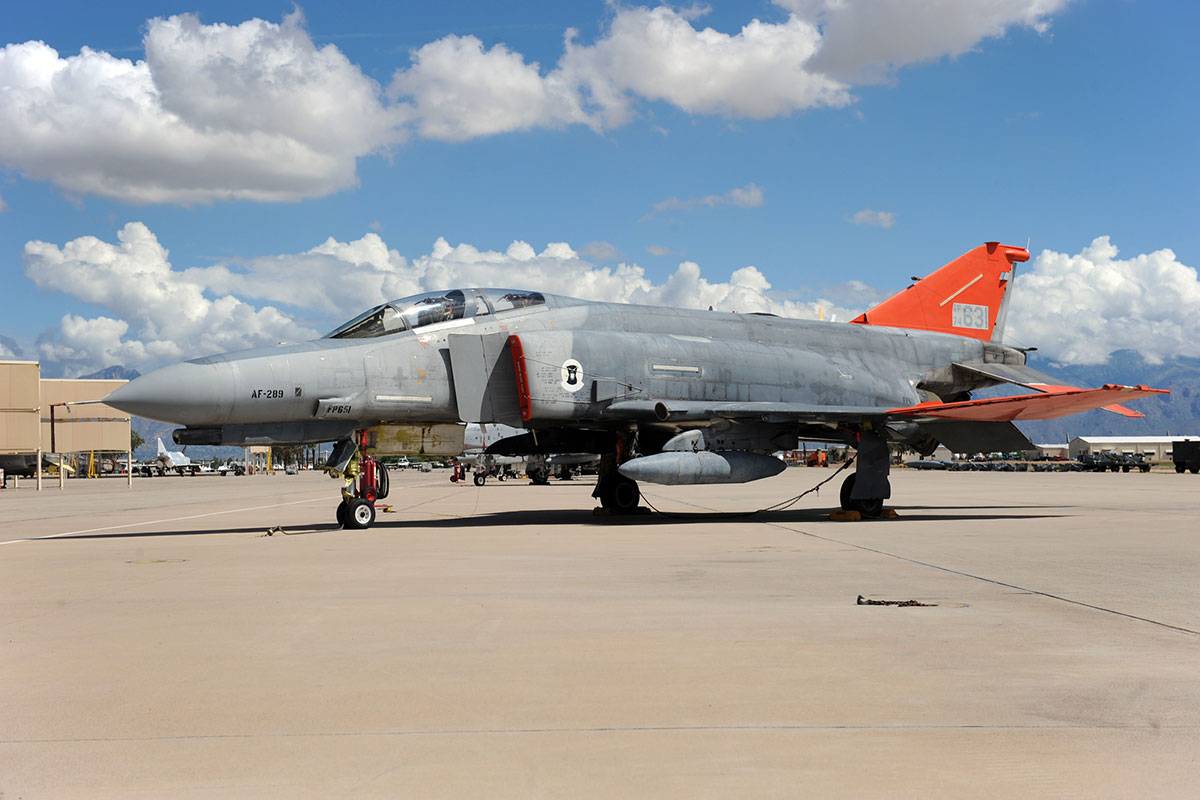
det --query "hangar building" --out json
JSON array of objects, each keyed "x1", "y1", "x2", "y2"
[{"x1": 1068, "y1": 435, "x2": 1199, "y2": 461}]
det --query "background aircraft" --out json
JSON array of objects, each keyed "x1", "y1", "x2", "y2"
[
  {"x1": 103, "y1": 243, "x2": 1165, "y2": 528},
  {"x1": 457, "y1": 422, "x2": 600, "y2": 485},
  {"x1": 155, "y1": 437, "x2": 195, "y2": 476}
]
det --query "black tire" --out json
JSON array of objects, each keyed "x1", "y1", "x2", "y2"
[
  {"x1": 1175, "y1": 464, "x2": 1185, "y2": 473},
  {"x1": 1122, "y1": 465, "x2": 1130, "y2": 473},
  {"x1": 1191, "y1": 467, "x2": 1200, "y2": 475},
  {"x1": 1140, "y1": 465, "x2": 1150, "y2": 473},
  {"x1": 473, "y1": 472, "x2": 486, "y2": 486},
  {"x1": 600, "y1": 475, "x2": 640, "y2": 513},
  {"x1": 528, "y1": 467, "x2": 549, "y2": 485},
  {"x1": 376, "y1": 463, "x2": 390, "y2": 499},
  {"x1": 839, "y1": 473, "x2": 883, "y2": 517},
  {"x1": 336, "y1": 500, "x2": 347, "y2": 526},
  {"x1": 497, "y1": 472, "x2": 507, "y2": 481},
  {"x1": 839, "y1": 473, "x2": 856, "y2": 511},
  {"x1": 345, "y1": 498, "x2": 375, "y2": 529}
]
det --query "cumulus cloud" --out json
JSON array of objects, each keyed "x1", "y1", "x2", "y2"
[
  {"x1": 1, "y1": 3, "x2": 1071, "y2": 203},
  {"x1": 0, "y1": 334, "x2": 24, "y2": 359},
  {"x1": 553, "y1": 6, "x2": 849, "y2": 127},
  {"x1": 389, "y1": 34, "x2": 589, "y2": 141},
  {"x1": 643, "y1": 182, "x2": 765, "y2": 220},
  {"x1": 781, "y1": 0, "x2": 1070, "y2": 82},
  {"x1": 578, "y1": 241, "x2": 623, "y2": 261},
  {"x1": 0, "y1": 12, "x2": 404, "y2": 204},
  {"x1": 393, "y1": 1, "x2": 1068, "y2": 138},
  {"x1": 24, "y1": 223, "x2": 313, "y2": 376},
  {"x1": 21, "y1": 223, "x2": 861, "y2": 376},
  {"x1": 1007, "y1": 237, "x2": 1200, "y2": 365},
  {"x1": 850, "y1": 208, "x2": 896, "y2": 228}
]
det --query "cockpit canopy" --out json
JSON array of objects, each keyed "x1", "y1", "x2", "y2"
[{"x1": 325, "y1": 289, "x2": 549, "y2": 340}]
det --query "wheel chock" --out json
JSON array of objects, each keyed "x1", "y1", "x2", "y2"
[
  {"x1": 375, "y1": 504, "x2": 394, "y2": 514},
  {"x1": 830, "y1": 508, "x2": 899, "y2": 521}
]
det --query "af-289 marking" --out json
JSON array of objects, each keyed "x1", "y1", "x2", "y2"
[{"x1": 250, "y1": 388, "x2": 285, "y2": 399}]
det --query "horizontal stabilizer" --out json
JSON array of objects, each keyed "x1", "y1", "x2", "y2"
[
  {"x1": 954, "y1": 361, "x2": 1152, "y2": 417},
  {"x1": 889, "y1": 385, "x2": 1168, "y2": 422}
]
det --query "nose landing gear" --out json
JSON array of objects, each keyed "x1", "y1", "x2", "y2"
[{"x1": 327, "y1": 430, "x2": 390, "y2": 529}]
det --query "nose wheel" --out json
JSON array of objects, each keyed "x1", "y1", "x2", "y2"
[{"x1": 327, "y1": 431, "x2": 389, "y2": 530}]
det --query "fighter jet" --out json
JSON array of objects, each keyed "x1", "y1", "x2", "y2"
[
  {"x1": 155, "y1": 437, "x2": 195, "y2": 475},
  {"x1": 103, "y1": 242, "x2": 1166, "y2": 528}
]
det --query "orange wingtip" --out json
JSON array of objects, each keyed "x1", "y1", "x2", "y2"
[{"x1": 888, "y1": 385, "x2": 1168, "y2": 422}]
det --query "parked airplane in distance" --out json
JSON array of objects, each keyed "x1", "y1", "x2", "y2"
[
  {"x1": 104, "y1": 242, "x2": 1166, "y2": 528},
  {"x1": 155, "y1": 437, "x2": 195, "y2": 476},
  {"x1": 457, "y1": 422, "x2": 600, "y2": 485}
]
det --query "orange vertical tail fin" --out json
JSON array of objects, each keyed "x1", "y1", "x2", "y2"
[{"x1": 849, "y1": 242, "x2": 1030, "y2": 341}]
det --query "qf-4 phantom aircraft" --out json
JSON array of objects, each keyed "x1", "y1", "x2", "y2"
[{"x1": 103, "y1": 242, "x2": 1166, "y2": 528}]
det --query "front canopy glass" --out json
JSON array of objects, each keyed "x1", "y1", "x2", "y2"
[{"x1": 325, "y1": 289, "x2": 548, "y2": 339}]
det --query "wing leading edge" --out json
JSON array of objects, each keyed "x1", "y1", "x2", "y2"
[{"x1": 602, "y1": 384, "x2": 1167, "y2": 427}]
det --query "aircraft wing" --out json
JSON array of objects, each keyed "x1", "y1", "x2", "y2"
[
  {"x1": 953, "y1": 361, "x2": 1148, "y2": 418},
  {"x1": 887, "y1": 384, "x2": 1168, "y2": 422},
  {"x1": 603, "y1": 384, "x2": 1166, "y2": 426},
  {"x1": 602, "y1": 400, "x2": 893, "y2": 423}
]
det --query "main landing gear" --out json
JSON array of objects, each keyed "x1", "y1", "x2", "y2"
[
  {"x1": 328, "y1": 431, "x2": 389, "y2": 530},
  {"x1": 592, "y1": 433, "x2": 641, "y2": 514},
  {"x1": 839, "y1": 425, "x2": 890, "y2": 518}
]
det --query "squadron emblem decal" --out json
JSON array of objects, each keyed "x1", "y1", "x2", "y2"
[{"x1": 560, "y1": 359, "x2": 584, "y2": 392}]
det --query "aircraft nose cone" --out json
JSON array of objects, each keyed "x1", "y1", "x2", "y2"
[{"x1": 104, "y1": 361, "x2": 233, "y2": 425}]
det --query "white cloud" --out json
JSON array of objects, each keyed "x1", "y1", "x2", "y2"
[
  {"x1": 849, "y1": 208, "x2": 896, "y2": 228},
  {"x1": 24, "y1": 223, "x2": 313, "y2": 376},
  {"x1": 393, "y1": 1, "x2": 1068, "y2": 138},
  {"x1": 781, "y1": 0, "x2": 1071, "y2": 83},
  {"x1": 1, "y1": 4, "x2": 1073, "y2": 204},
  {"x1": 0, "y1": 12, "x2": 403, "y2": 204},
  {"x1": 646, "y1": 245, "x2": 674, "y2": 256},
  {"x1": 644, "y1": 182, "x2": 765, "y2": 220},
  {"x1": 389, "y1": 34, "x2": 589, "y2": 141},
  {"x1": 578, "y1": 241, "x2": 623, "y2": 261},
  {"x1": 554, "y1": 6, "x2": 850, "y2": 128},
  {"x1": 20, "y1": 223, "x2": 862, "y2": 375},
  {"x1": 0, "y1": 334, "x2": 23, "y2": 359},
  {"x1": 1007, "y1": 237, "x2": 1200, "y2": 365}
]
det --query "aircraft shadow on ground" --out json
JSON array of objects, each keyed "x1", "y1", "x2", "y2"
[
  {"x1": 375, "y1": 505, "x2": 1070, "y2": 529},
  {"x1": 36, "y1": 505, "x2": 1068, "y2": 540}
]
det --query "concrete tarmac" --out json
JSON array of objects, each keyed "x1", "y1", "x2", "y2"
[{"x1": 2, "y1": 467, "x2": 1198, "y2": 798}]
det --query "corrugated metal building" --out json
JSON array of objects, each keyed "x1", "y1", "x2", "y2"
[{"x1": 1068, "y1": 436, "x2": 1200, "y2": 460}]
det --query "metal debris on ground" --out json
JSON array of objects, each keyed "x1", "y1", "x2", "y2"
[
  {"x1": 857, "y1": 595, "x2": 936, "y2": 607},
  {"x1": 263, "y1": 526, "x2": 286, "y2": 536}
]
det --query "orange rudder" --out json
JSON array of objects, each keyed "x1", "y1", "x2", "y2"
[{"x1": 849, "y1": 242, "x2": 1029, "y2": 341}]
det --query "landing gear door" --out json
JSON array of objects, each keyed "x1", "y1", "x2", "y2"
[{"x1": 447, "y1": 333, "x2": 523, "y2": 426}]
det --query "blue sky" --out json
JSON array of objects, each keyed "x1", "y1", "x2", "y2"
[{"x1": 1, "y1": 1, "x2": 1197, "y2": 376}]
